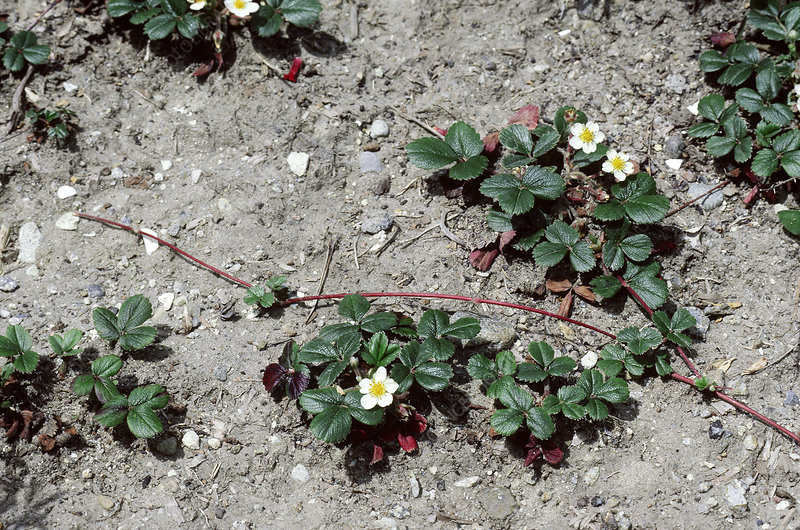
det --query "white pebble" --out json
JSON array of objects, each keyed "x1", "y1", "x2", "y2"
[
  {"x1": 190, "y1": 169, "x2": 202, "y2": 184},
  {"x1": 160, "y1": 160, "x2": 173, "y2": 171},
  {"x1": 207, "y1": 437, "x2": 222, "y2": 450},
  {"x1": 687, "y1": 101, "x2": 699, "y2": 115},
  {"x1": 291, "y1": 464, "x2": 310, "y2": 483},
  {"x1": 57, "y1": 185, "x2": 77, "y2": 199},
  {"x1": 139, "y1": 228, "x2": 159, "y2": 255},
  {"x1": 370, "y1": 119, "x2": 390, "y2": 138},
  {"x1": 182, "y1": 430, "x2": 200, "y2": 450},
  {"x1": 665, "y1": 159, "x2": 683, "y2": 170},
  {"x1": 287, "y1": 152, "x2": 310, "y2": 176},
  {"x1": 62, "y1": 81, "x2": 78, "y2": 93},
  {"x1": 580, "y1": 351, "x2": 598, "y2": 370},
  {"x1": 454, "y1": 476, "x2": 481, "y2": 488},
  {"x1": 55, "y1": 212, "x2": 79, "y2": 231},
  {"x1": 158, "y1": 292, "x2": 175, "y2": 311}
]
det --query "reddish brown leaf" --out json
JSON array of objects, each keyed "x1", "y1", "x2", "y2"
[
  {"x1": 743, "y1": 166, "x2": 759, "y2": 184},
  {"x1": 557, "y1": 290, "x2": 573, "y2": 318},
  {"x1": 434, "y1": 126, "x2": 448, "y2": 136},
  {"x1": 397, "y1": 432, "x2": 418, "y2": 452},
  {"x1": 192, "y1": 60, "x2": 214, "y2": 77},
  {"x1": 508, "y1": 104, "x2": 539, "y2": 130},
  {"x1": 542, "y1": 443, "x2": 563, "y2": 464},
  {"x1": 483, "y1": 131, "x2": 500, "y2": 153},
  {"x1": 370, "y1": 443, "x2": 384, "y2": 465},
  {"x1": 523, "y1": 445, "x2": 542, "y2": 467},
  {"x1": 262, "y1": 363, "x2": 287, "y2": 392},
  {"x1": 498, "y1": 230, "x2": 516, "y2": 253},
  {"x1": 545, "y1": 278, "x2": 572, "y2": 293},
  {"x1": 283, "y1": 57, "x2": 303, "y2": 82},
  {"x1": 574, "y1": 285, "x2": 596, "y2": 303},
  {"x1": 469, "y1": 246, "x2": 499, "y2": 271},
  {"x1": 39, "y1": 435, "x2": 56, "y2": 452},
  {"x1": 743, "y1": 185, "x2": 759, "y2": 204},
  {"x1": 710, "y1": 32, "x2": 735, "y2": 49}
]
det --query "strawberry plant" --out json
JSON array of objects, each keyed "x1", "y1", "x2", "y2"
[
  {"x1": 92, "y1": 294, "x2": 158, "y2": 351},
  {"x1": 0, "y1": 325, "x2": 39, "y2": 384},
  {"x1": 1, "y1": 24, "x2": 50, "y2": 72}
]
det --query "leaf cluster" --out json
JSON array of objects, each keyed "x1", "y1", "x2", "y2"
[
  {"x1": 92, "y1": 294, "x2": 158, "y2": 351},
  {"x1": 0, "y1": 325, "x2": 39, "y2": 383},
  {"x1": 244, "y1": 276, "x2": 287, "y2": 309},
  {"x1": 26, "y1": 106, "x2": 77, "y2": 142},
  {"x1": 1, "y1": 27, "x2": 50, "y2": 72}
]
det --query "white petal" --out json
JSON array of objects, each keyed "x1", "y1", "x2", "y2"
[
  {"x1": 605, "y1": 149, "x2": 618, "y2": 159},
  {"x1": 614, "y1": 171, "x2": 627, "y2": 182},
  {"x1": 623, "y1": 161, "x2": 634, "y2": 173},
  {"x1": 569, "y1": 136, "x2": 583, "y2": 150},
  {"x1": 189, "y1": 2, "x2": 205, "y2": 9},
  {"x1": 384, "y1": 378, "x2": 399, "y2": 394},
  {"x1": 377, "y1": 393, "x2": 394, "y2": 408},
  {"x1": 593, "y1": 131, "x2": 606, "y2": 143},
  {"x1": 617, "y1": 152, "x2": 629, "y2": 162},
  {"x1": 570, "y1": 123, "x2": 584, "y2": 136},
  {"x1": 359, "y1": 379, "x2": 372, "y2": 393},
  {"x1": 586, "y1": 121, "x2": 599, "y2": 132},
  {"x1": 246, "y1": 2, "x2": 259, "y2": 13},
  {"x1": 361, "y1": 394, "x2": 378, "y2": 409},
  {"x1": 602, "y1": 161, "x2": 613, "y2": 173},
  {"x1": 582, "y1": 143, "x2": 597, "y2": 154},
  {"x1": 373, "y1": 366, "x2": 387, "y2": 382}
]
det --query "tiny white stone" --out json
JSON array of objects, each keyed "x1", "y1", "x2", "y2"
[
  {"x1": 557, "y1": 29, "x2": 571, "y2": 37},
  {"x1": 207, "y1": 437, "x2": 222, "y2": 450},
  {"x1": 191, "y1": 169, "x2": 202, "y2": 184},
  {"x1": 57, "y1": 185, "x2": 77, "y2": 199},
  {"x1": 182, "y1": 430, "x2": 200, "y2": 450},
  {"x1": 665, "y1": 159, "x2": 683, "y2": 170},
  {"x1": 687, "y1": 102, "x2": 699, "y2": 115},
  {"x1": 454, "y1": 476, "x2": 481, "y2": 488},
  {"x1": 776, "y1": 500, "x2": 792, "y2": 511},
  {"x1": 532, "y1": 64, "x2": 550, "y2": 73},
  {"x1": 580, "y1": 351, "x2": 598, "y2": 370},
  {"x1": 63, "y1": 81, "x2": 78, "y2": 93},
  {"x1": 140, "y1": 228, "x2": 159, "y2": 255},
  {"x1": 161, "y1": 160, "x2": 173, "y2": 171},
  {"x1": 55, "y1": 212, "x2": 80, "y2": 230},
  {"x1": 158, "y1": 292, "x2": 175, "y2": 311},
  {"x1": 370, "y1": 119, "x2": 389, "y2": 138},
  {"x1": 153, "y1": 172, "x2": 164, "y2": 182},
  {"x1": 291, "y1": 464, "x2": 311, "y2": 483},
  {"x1": 287, "y1": 152, "x2": 310, "y2": 176}
]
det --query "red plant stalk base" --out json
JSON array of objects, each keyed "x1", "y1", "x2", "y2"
[{"x1": 74, "y1": 211, "x2": 800, "y2": 446}]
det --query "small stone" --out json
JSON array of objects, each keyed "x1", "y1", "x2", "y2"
[
  {"x1": 140, "y1": 228, "x2": 159, "y2": 255},
  {"x1": 590, "y1": 496, "x2": 604, "y2": 507},
  {"x1": 291, "y1": 464, "x2": 310, "y2": 483},
  {"x1": 57, "y1": 185, "x2": 77, "y2": 199},
  {"x1": 361, "y1": 213, "x2": 394, "y2": 234},
  {"x1": 214, "y1": 506, "x2": 225, "y2": 519},
  {"x1": 374, "y1": 517, "x2": 399, "y2": 530},
  {"x1": 709, "y1": 419, "x2": 725, "y2": 440},
  {"x1": 153, "y1": 172, "x2": 164, "y2": 183},
  {"x1": 743, "y1": 434, "x2": 758, "y2": 451},
  {"x1": 479, "y1": 486, "x2": 517, "y2": 519},
  {"x1": 783, "y1": 389, "x2": 799, "y2": 406},
  {"x1": 207, "y1": 437, "x2": 222, "y2": 450},
  {"x1": 0, "y1": 277, "x2": 19, "y2": 293},
  {"x1": 217, "y1": 198, "x2": 233, "y2": 214},
  {"x1": 580, "y1": 351, "x2": 598, "y2": 370},
  {"x1": 776, "y1": 500, "x2": 792, "y2": 511},
  {"x1": 665, "y1": 73, "x2": 687, "y2": 94},
  {"x1": 111, "y1": 167, "x2": 124, "y2": 180},
  {"x1": 370, "y1": 119, "x2": 390, "y2": 138},
  {"x1": 182, "y1": 430, "x2": 200, "y2": 450},
  {"x1": 388, "y1": 503, "x2": 410, "y2": 519},
  {"x1": 161, "y1": 160, "x2": 173, "y2": 171},
  {"x1": 360, "y1": 151, "x2": 384, "y2": 174},
  {"x1": 86, "y1": 284, "x2": 104, "y2": 298},
  {"x1": 287, "y1": 152, "x2": 310, "y2": 177},
  {"x1": 698, "y1": 481, "x2": 712, "y2": 493},
  {"x1": 454, "y1": 476, "x2": 481, "y2": 488},
  {"x1": 584, "y1": 466, "x2": 600, "y2": 486},
  {"x1": 373, "y1": 176, "x2": 391, "y2": 195},
  {"x1": 55, "y1": 213, "x2": 80, "y2": 231},
  {"x1": 687, "y1": 182, "x2": 724, "y2": 210},
  {"x1": 25, "y1": 265, "x2": 39, "y2": 277},
  {"x1": 665, "y1": 159, "x2": 683, "y2": 170},
  {"x1": 167, "y1": 223, "x2": 181, "y2": 237},
  {"x1": 96, "y1": 495, "x2": 115, "y2": 511},
  {"x1": 156, "y1": 437, "x2": 178, "y2": 456},
  {"x1": 81, "y1": 468, "x2": 93, "y2": 479},
  {"x1": 452, "y1": 311, "x2": 517, "y2": 352},
  {"x1": 18, "y1": 222, "x2": 43, "y2": 263},
  {"x1": 724, "y1": 480, "x2": 748, "y2": 511},
  {"x1": 682, "y1": 306, "x2": 710, "y2": 339},
  {"x1": 213, "y1": 366, "x2": 228, "y2": 381},
  {"x1": 409, "y1": 474, "x2": 421, "y2": 498},
  {"x1": 158, "y1": 292, "x2": 175, "y2": 311},
  {"x1": 62, "y1": 81, "x2": 78, "y2": 93},
  {"x1": 191, "y1": 169, "x2": 202, "y2": 184},
  {"x1": 664, "y1": 136, "x2": 685, "y2": 158}
]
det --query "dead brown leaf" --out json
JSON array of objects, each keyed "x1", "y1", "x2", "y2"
[
  {"x1": 574, "y1": 285, "x2": 596, "y2": 303},
  {"x1": 546, "y1": 278, "x2": 572, "y2": 293},
  {"x1": 742, "y1": 357, "x2": 768, "y2": 375}
]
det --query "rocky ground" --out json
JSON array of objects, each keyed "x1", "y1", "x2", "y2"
[{"x1": 1, "y1": 0, "x2": 799, "y2": 528}]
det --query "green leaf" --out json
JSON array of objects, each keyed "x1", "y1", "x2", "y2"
[
  {"x1": 2, "y1": 48, "x2": 24, "y2": 71},
  {"x1": 699, "y1": 50, "x2": 728, "y2": 72},
  {"x1": 778, "y1": 210, "x2": 800, "y2": 235},
  {"x1": 667, "y1": 332, "x2": 692, "y2": 348},
  {"x1": 594, "y1": 200, "x2": 626, "y2": 221},
  {"x1": 130, "y1": 8, "x2": 159, "y2": 24},
  {"x1": 526, "y1": 407, "x2": 555, "y2": 440},
  {"x1": 594, "y1": 378, "x2": 629, "y2": 403},
  {"x1": 144, "y1": 13, "x2": 177, "y2": 40},
  {"x1": 618, "y1": 326, "x2": 662, "y2": 355},
  {"x1": 406, "y1": 137, "x2": 458, "y2": 169},
  {"x1": 298, "y1": 339, "x2": 338, "y2": 364},
  {"x1": 619, "y1": 234, "x2": 652, "y2": 262},
  {"x1": 299, "y1": 387, "x2": 344, "y2": 414},
  {"x1": 495, "y1": 350, "x2": 517, "y2": 376},
  {"x1": 309, "y1": 404, "x2": 352, "y2": 443},
  {"x1": 487, "y1": 375, "x2": 515, "y2": 398},
  {"x1": 756, "y1": 122, "x2": 781, "y2": 147},
  {"x1": 176, "y1": 14, "x2": 200, "y2": 38},
  {"x1": 624, "y1": 195, "x2": 669, "y2": 224},
  {"x1": 414, "y1": 362, "x2": 452, "y2": 391},
  {"x1": 515, "y1": 362, "x2": 548, "y2": 383},
  {"x1": 252, "y1": 5, "x2": 282, "y2": 36},
  {"x1": 445, "y1": 122, "x2": 484, "y2": 158},
  {"x1": 127, "y1": 405, "x2": 163, "y2": 438},
  {"x1": 19, "y1": 43, "x2": 49, "y2": 66},
  {"x1": 751, "y1": 148, "x2": 779, "y2": 177},
  {"x1": 499, "y1": 124, "x2": 533, "y2": 155},
  {"x1": 363, "y1": 332, "x2": 395, "y2": 367},
  {"x1": 486, "y1": 210, "x2": 514, "y2": 232},
  {"x1": 748, "y1": 8, "x2": 785, "y2": 40},
  {"x1": 501, "y1": 154, "x2": 537, "y2": 169},
  {"x1": 94, "y1": 377, "x2": 120, "y2": 403},
  {"x1": 522, "y1": 165, "x2": 565, "y2": 200},
  {"x1": 718, "y1": 63, "x2": 754, "y2": 86},
  {"x1": 107, "y1": 0, "x2": 140, "y2": 17},
  {"x1": 421, "y1": 337, "x2": 455, "y2": 361},
  {"x1": 671, "y1": 308, "x2": 696, "y2": 331},
  {"x1": 554, "y1": 106, "x2": 587, "y2": 139},
  {"x1": 49, "y1": 123, "x2": 69, "y2": 140},
  {"x1": 442, "y1": 316, "x2": 481, "y2": 339},
  {"x1": 761, "y1": 103, "x2": 793, "y2": 126},
  {"x1": 688, "y1": 122, "x2": 720, "y2": 139},
  {"x1": 7, "y1": 325, "x2": 33, "y2": 353},
  {"x1": 163, "y1": 0, "x2": 187, "y2": 16},
  {"x1": 706, "y1": 136, "x2": 736, "y2": 157},
  {"x1": 774, "y1": 131, "x2": 800, "y2": 153},
  {"x1": 782, "y1": 151, "x2": 800, "y2": 177},
  {"x1": 344, "y1": 390, "x2": 384, "y2": 426},
  {"x1": 360, "y1": 311, "x2": 398, "y2": 333},
  {"x1": 727, "y1": 41, "x2": 759, "y2": 63},
  {"x1": 573, "y1": 143, "x2": 609, "y2": 168},
  {"x1": 92, "y1": 355, "x2": 123, "y2": 378},
  {"x1": 338, "y1": 294, "x2": 371, "y2": 322},
  {"x1": 279, "y1": 0, "x2": 323, "y2": 27},
  {"x1": 756, "y1": 66, "x2": 780, "y2": 101},
  {"x1": 528, "y1": 341, "x2": 555, "y2": 368},
  {"x1": 547, "y1": 356, "x2": 577, "y2": 376},
  {"x1": 531, "y1": 126, "x2": 560, "y2": 159},
  {"x1": 399, "y1": 341, "x2": 431, "y2": 368},
  {"x1": 545, "y1": 220, "x2": 578, "y2": 246},
  {"x1": 597, "y1": 359, "x2": 623, "y2": 378},
  {"x1": 490, "y1": 408, "x2": 524, "y2": 436},
  {"x1": 450, "y1": 155, "x2": 488, "y2": 181},
  {"x1": 73, "y1": 374, "x2": 95, "y2": 396},
  {"x1": 95, "y1": 395, "x2": 129, "y2": 427},
  {"x1": 467, "y1": 354, "x2": 498, "y2": 380},
  {"x1": 317, "y1": 359, "x2": 349, "y2": 387},
  {"x1": 532, "y1": 241, "x2": 567, "y2": 268},
  {"x1": 655, "y1": 356, "x2": 673, "y2": 376},
  {"x1": 719, "y1": 102, "x2": 740, "y2": 124},
  {"x1": 697, "y1": 94, "x2": 726, "y2": 120},
  {"x1": 417, "y1": 309, "x2": 450, "y2": 338},
  {"x1": 498, "y1": 383, "x2": 533, "y2": 411},
  {"x1": 128, "y1": 384, "x2": 169, "y2": 409},
  {"x1": 480, "y1": 174, "x2": 534, "y2": 215},
  {"x1": 589, "y1": 275, "x2": 622, "y2": 298},
  {"x1": 734, "y1": 138, "x2": 753, "y2": 163},
  {"x1": 390, "y1": 365, "x2": 414, "y2": 393},
  {"x1": 117, "y1": 295, "x2": 153, "y2": 331},
  {"x1": 722, "y1": 116, "x2": 747, "y2": 140},
  {"x1": 577, "y1": 369, "x2": 603, "y2": 396},
  {"x1": 514, "y1": 230, "x2": 544, "y2": 251},
  {"x1": 119, "y1": 326, "x2": 157, "y2": 351},
  {"x1": 14, "y1": 350, "x2": 38, "y2": 373},
  {"x1": 584, "y1": 399, "x2": 608, "y2": 420},
  {"x1": 624, "y1": 261, "x2": 669, "y2": 309},
  {"x1": 569, "y1": 241, "x2": 595, "y2": 272}
]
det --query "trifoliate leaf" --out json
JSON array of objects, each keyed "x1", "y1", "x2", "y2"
[
  {"x1": 445, "y1": 122, "x2": 484, "y2": 158},
  {"x1": 751, "y1": 148, "x2": 779, "y2": 177},
  {"x1": 499, "y1": 124, "x2": 533, "y2": 155},
  {"x1": 406, "y1": 137, "x2": 458, "y2": 169},
  {"x1": 450, "y1": 155, "x2": 488, "y2": 181}
]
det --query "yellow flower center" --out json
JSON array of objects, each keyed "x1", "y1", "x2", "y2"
[
  {"x1": 579, "y1": 128, "x2": 595, "y2": 143},
  {"x1": 234, "y1": 0, "x2": 246, "y2": 9},
  {"x1": 369, "y1": 381, "x2": 386, "y2": 397},
  {"x1": 610, "y1": 156, "x2": 625, "y2": 171}
]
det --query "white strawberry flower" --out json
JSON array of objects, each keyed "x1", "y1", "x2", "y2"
[
  {"x1": 225, "y1": 0, "x2": 259, "y2": 18},
  {"x1": 569, "y1": 121, "x2": 605, "y2": 154},
  {"x1": 602, "y1": 149, "x2": 635, "y2": 182},
  {"x1": 358, "y1": 366, "x2": 399, "y2": 410}
]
